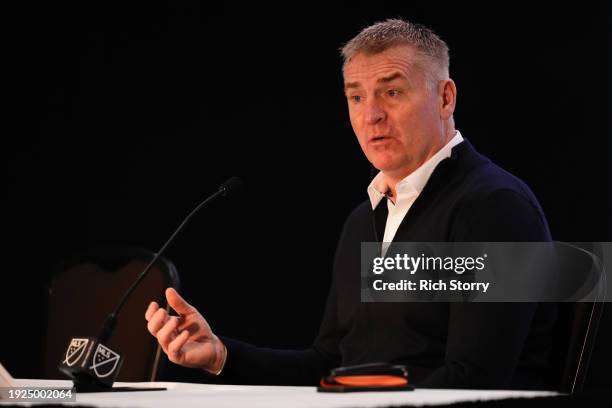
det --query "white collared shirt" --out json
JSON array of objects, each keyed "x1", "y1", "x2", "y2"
[{"x1": 367, "y1": 131, "x2": 464, "y2": 245}]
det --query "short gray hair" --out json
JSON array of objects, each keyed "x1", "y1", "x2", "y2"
[{"x1": 340, "y1": 19, "x2": 450, "y2": 87}]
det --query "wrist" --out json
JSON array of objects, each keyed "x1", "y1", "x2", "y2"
[{"x1": 205, "y1": 336, "x2": 227, "y2": 375}]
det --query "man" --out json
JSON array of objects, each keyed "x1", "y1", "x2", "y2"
[{"x1": 145, "y1": 19, "x2": 556, "y2": 389}]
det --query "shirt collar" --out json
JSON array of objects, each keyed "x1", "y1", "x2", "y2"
[{"x1": 367, "y1": 131, "x2": 465, "y2": 209}]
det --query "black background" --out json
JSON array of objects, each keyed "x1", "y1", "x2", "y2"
[{"x1": 3, "y1": 1, "x2": 611, "y2": 390}]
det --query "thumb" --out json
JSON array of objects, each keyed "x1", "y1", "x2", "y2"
[{"x1": 166, "y1": 287, "x2": 196, "y2": 315}]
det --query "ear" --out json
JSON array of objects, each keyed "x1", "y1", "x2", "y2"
[{"x1": 438, "y1": 79, "x2": 457, "y2": 120}]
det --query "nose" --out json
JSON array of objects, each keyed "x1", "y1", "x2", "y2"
[{"x1": 364, "y1": 99, "x2": 386, "y2": 125}]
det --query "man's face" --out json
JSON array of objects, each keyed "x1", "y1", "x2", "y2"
[{"x1": 343, "y1": 45, "x2": 445, "y2": 177}]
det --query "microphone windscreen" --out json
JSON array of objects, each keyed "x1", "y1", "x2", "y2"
[{"x1": 219, "y1": 176, "x2": 244, "y2": 198}]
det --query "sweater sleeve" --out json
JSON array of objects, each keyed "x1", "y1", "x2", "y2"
[
  {"x1": 215, "y1": 336, "x2": 332, "y2": 385},
  {"x1": 215, "y1": 277, "x2": 342, "y2": 385}
]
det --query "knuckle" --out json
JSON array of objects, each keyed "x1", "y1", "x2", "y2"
[
  {"x1": 167, "y1": 345, "x2": 180, "y2": 361},
  {"x1": 148, "y1": 316, "x2": 163, "y2": 333},
  {"x1": 158, "y1": 320, "x2": 177, "y2": 342},
  {"x1": 160, "y1": 332, "x2": 173, "y2": 346},
  {"x1": 168, "y1": 341, "x2": 179, "y2": 355},
  {"x1": 157, "y1": 328, "x2": 170, "y2": 344},
  {"x1": 147, "y1": 320, "x2": 157, "y2": 334}
]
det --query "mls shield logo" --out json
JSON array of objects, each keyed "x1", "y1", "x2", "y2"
[
  {"x1": 63, "y1": 338, "x2": 89, "y2": 367},
  {"x1": 90, "y1": 343, "x2": 120, "y2": 378}
]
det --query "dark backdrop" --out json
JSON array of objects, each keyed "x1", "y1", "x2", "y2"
[{"x1": 3, "y1": 1, "x2": 611, "y2": 390}]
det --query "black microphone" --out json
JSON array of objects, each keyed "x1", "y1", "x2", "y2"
[{"x1": 59, "y1": 177, "x2": 244, "y2": 392}]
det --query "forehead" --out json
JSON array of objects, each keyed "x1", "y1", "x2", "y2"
[{"x1": 343, "y1": 44, "x2": 420, "y2": 85}]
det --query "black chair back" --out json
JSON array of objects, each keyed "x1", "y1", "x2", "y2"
[
  {"x1": 43, "y1": 246, "x2": 180, "y2": 381},
  {"x1": 551, "y1": 243, "x2": 606, "y2": 394}
]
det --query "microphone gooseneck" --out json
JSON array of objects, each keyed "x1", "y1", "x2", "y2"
[
  {"x1": 97, "y1": 177, "x2": 243, "y2": 344},
  {"x1": 60, "y1": 177, "x2": 244, "y2": 392}
]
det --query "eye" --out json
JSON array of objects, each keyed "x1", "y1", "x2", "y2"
[
  {"x1": 387, "y1": 89, "x2": 400, "y2": 97},
  {"x1": 350, "y1": 95, "x2": 362, "y2": 103}
]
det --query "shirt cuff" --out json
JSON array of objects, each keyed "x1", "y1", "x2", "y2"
[{"x1": 209, "y1": 343, "x2": 227, "y2": 376}]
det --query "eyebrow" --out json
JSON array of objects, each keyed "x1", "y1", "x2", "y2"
[
  {"x1": 344, "y1": 72, "x2": 406, "y2": 91},
  {"x1": 378, "y1": 72, "x2": 403, "y2": 84}
]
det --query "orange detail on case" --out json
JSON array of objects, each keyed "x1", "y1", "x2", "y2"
[{"x1": 333, "y1": 375, "x2": 408, "y2": 387}]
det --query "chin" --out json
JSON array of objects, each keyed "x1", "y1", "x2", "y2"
[
  {"x1": 367, "y1": 153, "x2": 390, "y2": 168},
  {"x1": 370, "y1": 158, "x2": 402, "y2": 173}
]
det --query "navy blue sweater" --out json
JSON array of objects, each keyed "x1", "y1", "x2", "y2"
[{"x1": 219, "y1": 139, "x2": 557, "y2": 389}]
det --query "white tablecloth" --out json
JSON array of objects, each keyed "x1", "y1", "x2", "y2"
[{"x1": 4, "y1": 378, "x2": 558, "y2": 407}]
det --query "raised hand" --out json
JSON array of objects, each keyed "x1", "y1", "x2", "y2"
[{"x1": 145, "y1": 287, "x2": 226, "y2": 374}]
